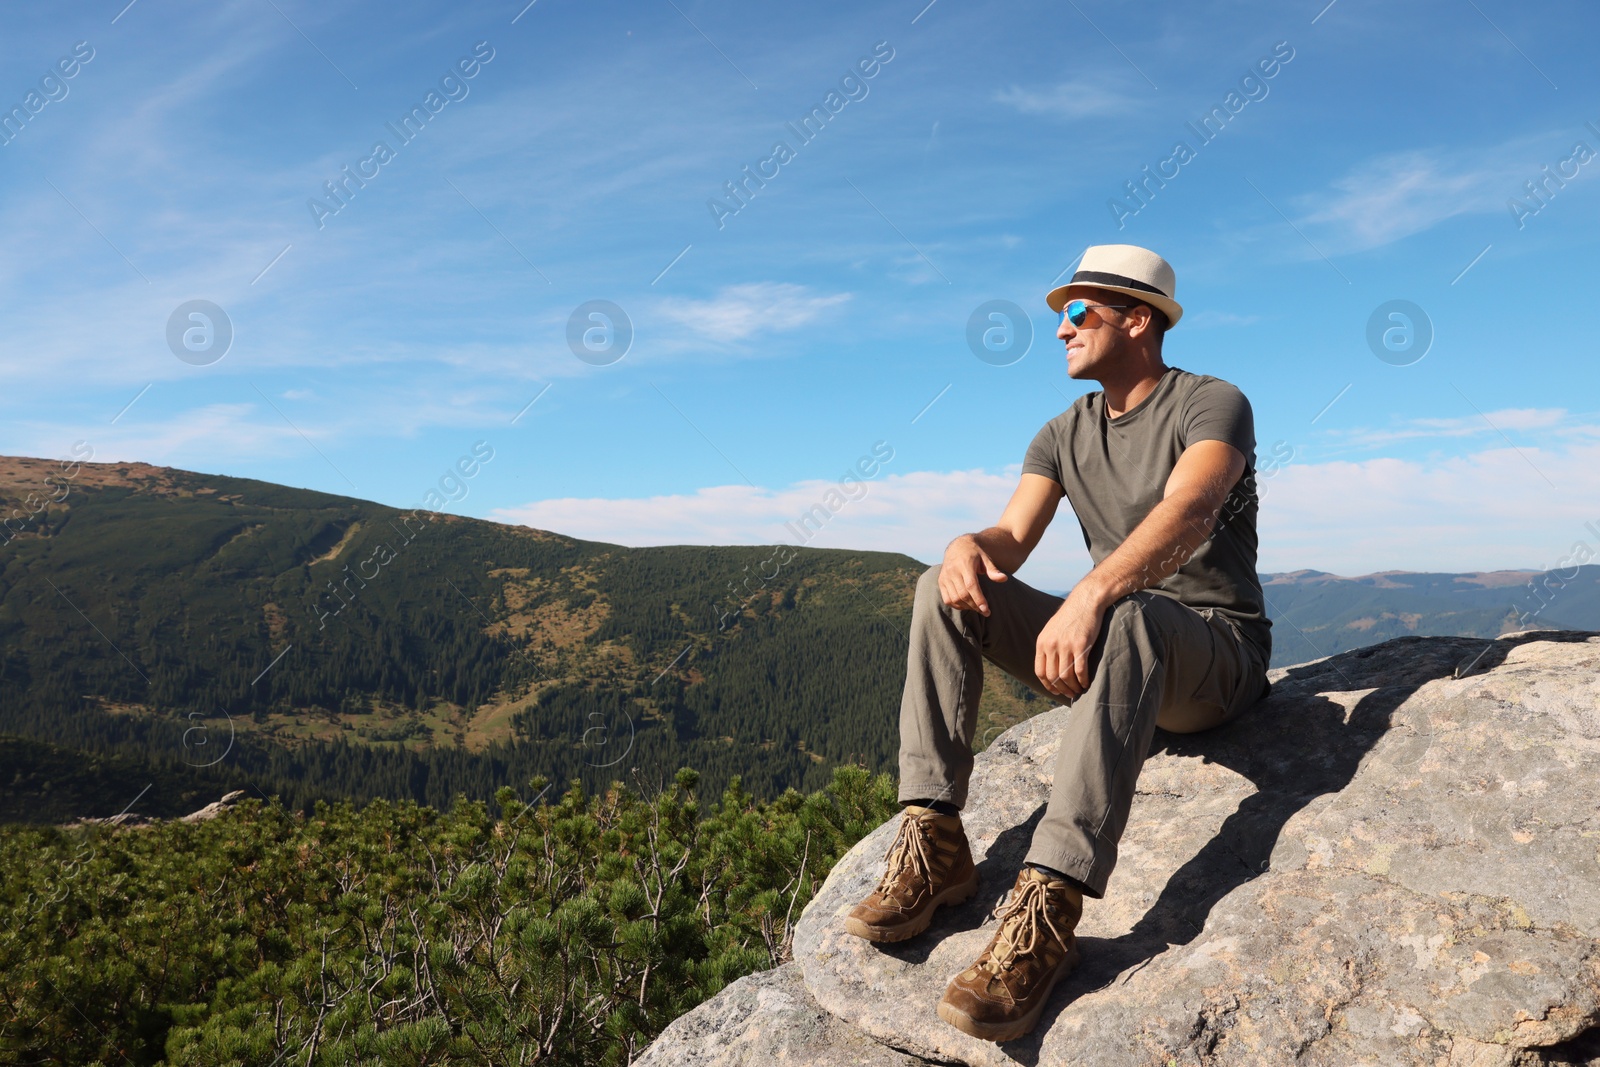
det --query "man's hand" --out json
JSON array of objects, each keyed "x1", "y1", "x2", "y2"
[
  {"x1": 938, "y1": 475, "x2": 1063, "y2": 617},
  {"x1": 1034, "y1": 583, "x2": 1111, "y2": 700},
  {"x1": 934, "y1": 476, "x2": 1062, "y2": 617},
  {"x1": 939, "y1": 535, "x2": 1009, "y2": 616}
]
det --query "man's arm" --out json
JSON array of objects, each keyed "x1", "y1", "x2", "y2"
[
  {"x1": 1034, "y1": 439, "x2": 1246, "y2": 700},
  {"x1": 939, "y1": 473, "x2": 1063, "y2": 617}
]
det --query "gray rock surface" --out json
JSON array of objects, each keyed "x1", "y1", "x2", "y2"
[
  {"x1": 633, "y1": 962, "x2": 934, "y2": 1067},
  {"x1": 644, "y1": 633, "x2": 1600, "y2": 1066},
  {"x1": 63, "y1": 789, "x2": 248, "y2": 829},
  {"x1": 178, "y1": 789, "x2": 248, "y2": 823}
]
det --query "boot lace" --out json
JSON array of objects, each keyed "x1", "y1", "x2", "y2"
[
  {"x1": 874, "y1": 813, "x2": 936, "y2": 902},
  {"x1": 985, "y1": 876, "x2": 1069, "y2": 978}
]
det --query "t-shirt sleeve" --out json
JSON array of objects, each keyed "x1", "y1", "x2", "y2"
[
  {"x1": 1182, "y1": 378, "x2": 1255, "y2": 462},
  {"x1": 1020, "y1": 419, "x2": 1063, "y2": 483}
]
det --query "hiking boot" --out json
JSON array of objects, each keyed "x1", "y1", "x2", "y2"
[
  {"x1": 937, "y1": 866, "x2": 1083, "y2": 1042},
  {"x1": 844, "y1": 805, "x2": 978, "y2": 943}
]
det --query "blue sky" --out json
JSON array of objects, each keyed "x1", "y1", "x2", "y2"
[{"x1": 3, "y1": 0, "x2": 1598, "y2": 590}]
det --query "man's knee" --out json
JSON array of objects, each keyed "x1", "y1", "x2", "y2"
[
  {"x1": 1104, "y1": 593, "x2": 1149, "y2": 625},
  {"x1": 912, "y1": 565, "x2": 953, "y2": 625},
  {"x1": 1101, "y1": 593, "x2": 1164, "y2": 648}
]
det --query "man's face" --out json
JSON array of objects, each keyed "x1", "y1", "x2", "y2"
[{"x1": 1055, "y1": 286, "x2": 1131, "y2": 380}]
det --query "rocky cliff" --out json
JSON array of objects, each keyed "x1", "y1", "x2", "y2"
[
  {"x1": 637, "y1": 632, "x2": 1600, "y2": 1066},
  {"x1": 61, "y1": 789, "x2": 248, "y2": 829}
]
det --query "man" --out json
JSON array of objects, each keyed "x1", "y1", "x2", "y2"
[{"x1": 844, "y1": 244, "x2": 1272, "y2": 1043}]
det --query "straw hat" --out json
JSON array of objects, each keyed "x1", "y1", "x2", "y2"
[{"x1": 1045, "y1": 244, "x2": 1183, "y2": 329}]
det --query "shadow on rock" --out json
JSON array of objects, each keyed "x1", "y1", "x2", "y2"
[{"x1": 1000, "y1": 631, "x2": 1587, "y2": 1058}]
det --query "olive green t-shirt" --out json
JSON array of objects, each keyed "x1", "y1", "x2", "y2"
[{"x1": 1021, "y1": 366, "x2": 1271, "y2": 658}]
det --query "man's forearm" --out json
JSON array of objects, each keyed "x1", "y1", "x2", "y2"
[{"x1": 1071, "y1": 494, "x2": 1222, "y2": 610}]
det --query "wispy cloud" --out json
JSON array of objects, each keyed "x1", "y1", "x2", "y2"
[
  {"x1": 1327, "y1": 407, "x2": 1570, "y2": 449},
  {"x1": 992, "y1": 76, "x2": 1148, "y2": 119},
  {"x1": 1185, "y1": 310, "x2": 1261, "y2": 329},
  {"x1": 79, "y1": 403, "x2": 310, "y2": 467},
  {"x1": 655, "y1": 283, "x2": 851, "y2": 344},
  {"x1": 1294, "y1": 148, "x2": 1526, "y2": 253}
]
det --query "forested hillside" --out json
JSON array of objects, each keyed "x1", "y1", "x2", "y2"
[
  {"x1": 0, "y1": 455, "x2": 923, "y2": 813},
  {"x1": 0, "y1": 455, "x2": 1046, "y2": 820}
]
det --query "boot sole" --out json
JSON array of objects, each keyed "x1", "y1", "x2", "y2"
[
  {"x1": 843, "y1": 869, "x2": 980, "y2": 943},
  {"x1": 936, "y1": 941, "x2": 1082, "y2": 1043}
]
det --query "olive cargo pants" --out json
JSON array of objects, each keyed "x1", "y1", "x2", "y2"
[{"x1": 897, "y1": 564, "x2": 1270, "y2": 898}]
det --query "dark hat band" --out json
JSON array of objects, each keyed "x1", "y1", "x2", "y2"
[{"x1": 1069, "y1": 270, "x2": 1170, "y2": 299}]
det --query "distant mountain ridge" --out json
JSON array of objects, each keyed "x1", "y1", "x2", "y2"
[
  {"x1": 1262, "y1": 567, "x2": 1542, "y2": 588},
  {"x1": 1255, "y1": 565, "x2": 1600, "y2": 667}
]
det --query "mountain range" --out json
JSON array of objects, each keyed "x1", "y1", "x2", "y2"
[{"x1": 2, "y1": 454, "x2": 1595, "y2": 823}]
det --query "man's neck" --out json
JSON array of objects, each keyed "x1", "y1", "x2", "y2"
[{"x1": 1099, "y1": 360, "x2": 1169, "y2": 419}]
